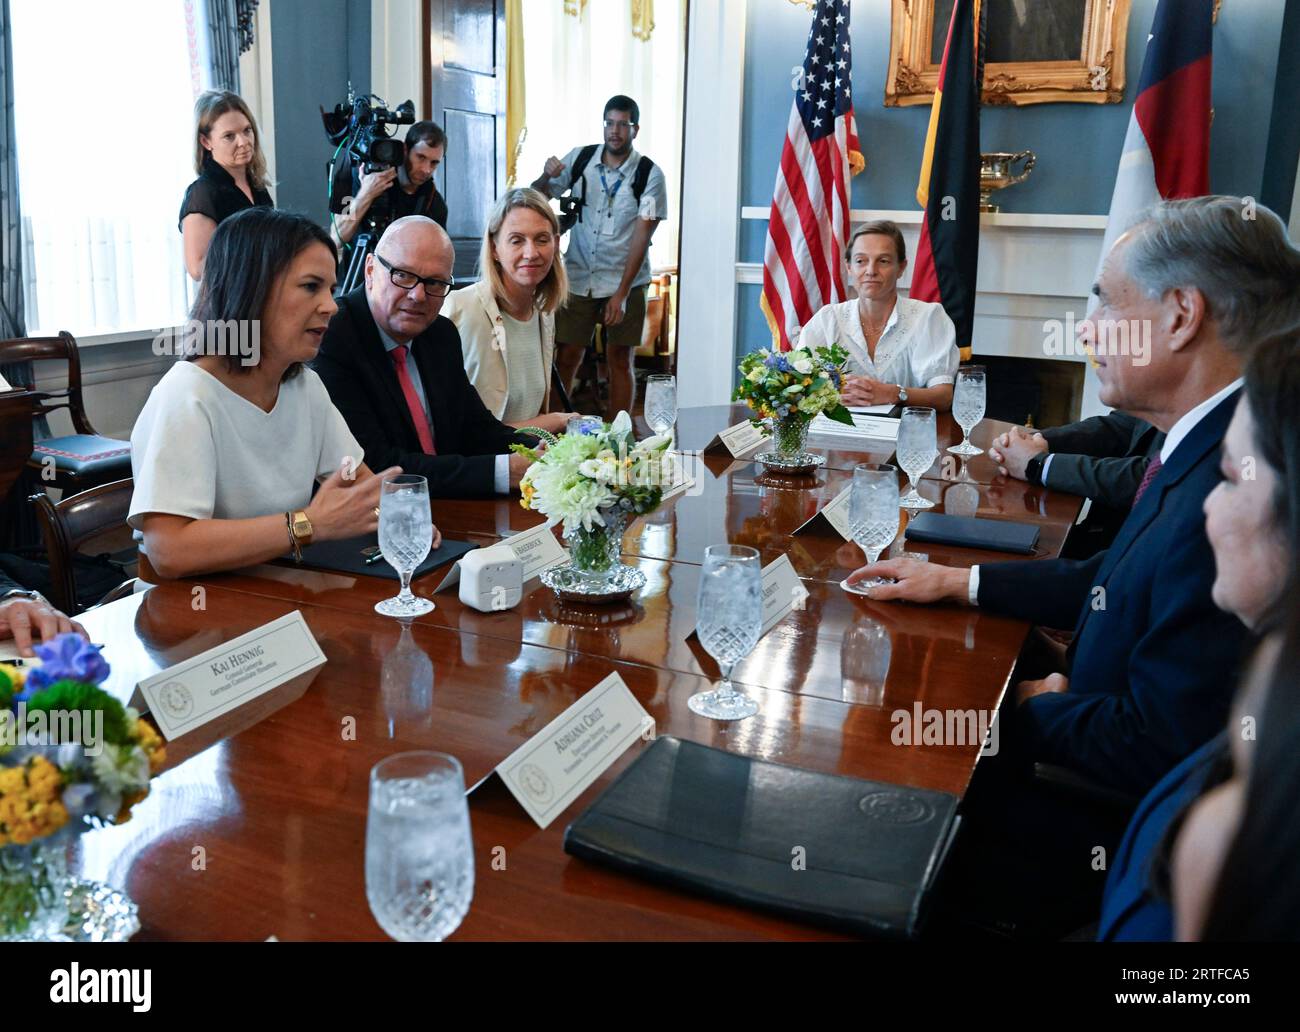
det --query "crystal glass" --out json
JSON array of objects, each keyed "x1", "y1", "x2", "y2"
[
  {"x1": 644, "y1": 374, "x2": 677, "y2": 437},
  {"x1": 689, "y1": 544, "x2": 763, "y2": 720},
  {"x1": 896, "y1": 407, "x2": 938, "y2": 510},
  {"x1": 948, "y1": 365, "x2": 987, "y2": 456},
  {"x1": 843, "y1": 463, "x2": 901, "y2": 594},
  {"x1": 375, "y1": 474, "x2": 436, "y2": 618},
  {"x1": 566, "y1": 415, "x2": 602, "y2": 436},
  {"x1": 366, "y1": 751, "x2": 474, "y2": 942}
]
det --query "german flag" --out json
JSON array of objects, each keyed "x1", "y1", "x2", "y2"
[{"x1": 911, "y1": 0, "x2": 985, "y2": 361}]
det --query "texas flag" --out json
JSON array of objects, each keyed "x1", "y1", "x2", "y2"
[{"x1": 1092, "y1": 0, "x2": 1214, "y2": 292}]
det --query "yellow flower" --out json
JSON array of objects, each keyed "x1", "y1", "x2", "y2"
[
  {"x1": 0, "y1": 661, "x2": 26, "y2": 690},
  {"x1": 115, "y1": 788, "x2": 149, "y2": 825},
  {"x1": 0, "y1": 756, "x2": 69, "y2": 845},
  {"x1": 133, "y1": 717, "x2": 167, "y2": 775}
]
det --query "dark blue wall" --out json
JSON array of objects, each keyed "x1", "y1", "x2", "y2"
[
  {"x1": 270, "y1": 0, "x2": 371, "y2": 223},
  {"x1": 736, "y1": 0, "x2": 1293, "y2": 359}
]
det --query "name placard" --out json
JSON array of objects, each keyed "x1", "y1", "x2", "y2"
[
  {"x1": 810, "y1": 412, "x2": 901, "y2": 442},
  {"x1": 704, "y1": 419, "x2": 767, "y2": 458},
  {"x1": 435, "y1": 522, "x2": 568, "y2": 592},
  {"x1": 791, "y1": 484, "x2": 854, "y2": 541},
  {"x1": 130, "y1": 611, "x2": 325, "y2": 740},
  {"x1": 496, "y1": 672, "x2": 654, "y2": 829},
  {"x1": 759, "y1": 553, "x2": 808, "y2": 636}
]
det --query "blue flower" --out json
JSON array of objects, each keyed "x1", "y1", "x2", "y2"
[{"x1": 23, "y1": 633, "x2": 109, "y2": 693}]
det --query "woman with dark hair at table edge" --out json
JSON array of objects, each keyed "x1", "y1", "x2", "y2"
[{"x1": 129, "y1": 207, "x2": 439, "y2": 581}]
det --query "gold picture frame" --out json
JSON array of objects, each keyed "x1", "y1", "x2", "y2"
[{"x1": 885, "y1": 0, "x2": 1132, "y2": 107}]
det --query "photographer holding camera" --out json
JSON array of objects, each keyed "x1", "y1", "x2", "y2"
[
  {"x1": 532, "y1": 95, "x2": 667, "y2": 421},
  {"x1": 332, "y1": 121, "x2": 449, "y2": 247}
]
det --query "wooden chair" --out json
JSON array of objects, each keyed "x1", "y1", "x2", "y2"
[
  {"x1": 0, "y1": 332, "x2": 132, "y2": 493},
  {"x1": 572, "y1": 269, "x2": 677, "y2": 408},
  {"x1": 29, "y1": 478, "x2": 137, "y2": 615},
  {"x1": 636, "y1": 270, "x2": 675, "y2": 374}
]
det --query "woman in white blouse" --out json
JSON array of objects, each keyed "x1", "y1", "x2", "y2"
[
  {"x1": 442, "y1": 188, "x2": 579, "y2": 434},
  {"x1": 129, "y1": 208, "x2": 435, "y2": 580},
  {"x1": 799, "y1": 220, "x2": 959, "y2": 411}
]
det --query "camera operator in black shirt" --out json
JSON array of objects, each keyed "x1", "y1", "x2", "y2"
[{"x1": 331, "y1": 121, "x2": 448, "y2": 247}]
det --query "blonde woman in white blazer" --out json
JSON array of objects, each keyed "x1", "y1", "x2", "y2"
[{"x1": 443, "y1": 188, "x2": 579, "y2": 434}]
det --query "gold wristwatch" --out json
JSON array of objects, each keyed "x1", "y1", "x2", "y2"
[{"x1": 286, "y1": 509, "x2": 313, "y2": 562}]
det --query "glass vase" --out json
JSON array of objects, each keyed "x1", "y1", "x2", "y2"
[
  {"x1": 0, "y1": 839, "x2": 140, "y2": 942},
  {"x1": 563, "y1": 508, "x2": 629, "y2": 589},
  {"x1": 0, "y1": 840, "x2": 68, "y2": 940},
  {"x1": 771, "y1": 414, "x2": 812, "y2": 459}
]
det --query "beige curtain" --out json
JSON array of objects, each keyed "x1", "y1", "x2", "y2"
[
  {"x1": 506, "y1": 0, "x2": 526, "y2": 185},
  {"x1": 631, "y1": 0, "x2": 654, "y2": 41}
]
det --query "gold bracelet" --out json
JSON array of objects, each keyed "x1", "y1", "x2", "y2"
[{"x1": 285, "y1": 511, "x2": 303, "y2": 563}]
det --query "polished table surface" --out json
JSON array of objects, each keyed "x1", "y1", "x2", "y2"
[{"x1": 74, "y1": 405, "x2": 1080, "y2": 941}]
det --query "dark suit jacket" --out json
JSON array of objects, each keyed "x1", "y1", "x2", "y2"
[
  {"x1": 313, "y1": 289, "x2": 528, "y2": 499},
  {"x1": 1041, "y1": 411, "x2": 1164, "y2": 509},
  {"x1": 979, "y1": 390, "x2": 1249, "y2": 797}
]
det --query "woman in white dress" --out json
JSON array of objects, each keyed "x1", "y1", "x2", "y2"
[
  {"x1": 443, "y1": 188, "x2": 579, "y2": 434},
  {"x1": 798, "y1": 220, "x2": 959, "y2": 411},
  {"x1": 130, "y1": 208, "x2": 437, "y2": 580}
]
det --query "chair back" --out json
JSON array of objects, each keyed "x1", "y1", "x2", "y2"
[
  {"x1": 29, "y1": 477, "x2": 135, "y2": 614},
  {"x1": 0, "y1": 332, "x2": 97, "y2": 435}
]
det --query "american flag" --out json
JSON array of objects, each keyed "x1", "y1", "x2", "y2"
[{"x1": 760, "y1": 0, "x2": 863, "y2": 352}]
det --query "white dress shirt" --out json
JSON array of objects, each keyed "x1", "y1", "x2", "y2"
[
  {"x1": 797, "y1": 297, "x2": 959, "y2": 389},
  {"x1": 378, "y1": 326, "x2": 511, "y2": 495}
]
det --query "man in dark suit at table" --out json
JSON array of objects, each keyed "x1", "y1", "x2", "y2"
[
  {"x1": 986, "y1": 411, "x2": 1164, "y2": 557},
  {"x1": 848, "y1": 196, "x2": 1300, "y2": 935},
  {"x1": 313, "y1": 216, "x2": 534, "y2": 499}
]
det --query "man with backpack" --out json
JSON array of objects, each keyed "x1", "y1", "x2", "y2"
[{"x1": 532, "y1": 95, "x2": 668, "y2": 420}]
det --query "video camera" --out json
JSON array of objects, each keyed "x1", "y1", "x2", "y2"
[{"x1": 321, "y1": 85, "x2": 415, "y2": 215}]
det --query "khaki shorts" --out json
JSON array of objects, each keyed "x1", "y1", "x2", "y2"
[{"x1": 555, "y1": 285, "x2": 647, "y2": 351}]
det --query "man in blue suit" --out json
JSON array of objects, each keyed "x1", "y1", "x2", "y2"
[{"x1": 848, "y1": 196, "x2": 1300, "y2": 935}]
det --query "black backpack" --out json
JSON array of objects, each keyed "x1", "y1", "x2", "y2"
[{"x1": 557, "y1": 144, "x2": 656, "y2": 233}]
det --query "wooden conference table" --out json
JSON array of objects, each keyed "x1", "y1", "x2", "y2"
[{"x1": 74, "y1": 405, "x2": 1082, "y2": 941}]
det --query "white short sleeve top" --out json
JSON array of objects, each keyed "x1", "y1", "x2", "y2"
[{"x1": 128, "y1": 362, "x2": 363, "y2": 538}]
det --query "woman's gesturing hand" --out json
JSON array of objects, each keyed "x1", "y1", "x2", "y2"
[{"x1": 307, "y1": 464, "x2": 403, "y2": 541}]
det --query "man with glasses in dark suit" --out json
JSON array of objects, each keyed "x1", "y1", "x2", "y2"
[{"x1": 313, "y1": 216, "x2": 535, "y2": 499}]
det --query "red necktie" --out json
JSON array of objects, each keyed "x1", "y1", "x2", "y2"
[
  {"x1": 389, "y1": 345, "x2": 436, "y2": 455},
  {"x1": 1131, "y1": 453, "x2": 1163, "y2": 509}
]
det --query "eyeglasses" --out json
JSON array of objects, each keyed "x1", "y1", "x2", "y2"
[
  {"x1": 603, "y1": 118, "x2": 635, "y2": 130},
  {"x1": 375, "y1": 254, "x2": 454, "y2": 298}
]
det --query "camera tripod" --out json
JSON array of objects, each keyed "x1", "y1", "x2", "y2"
[{"x1": 336, "y1": 231, "x2": 373, "y2": 297}]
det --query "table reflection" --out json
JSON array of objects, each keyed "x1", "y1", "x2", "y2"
[{"x1": 381, "y1": 621, "x2": 434, "y2": 737}]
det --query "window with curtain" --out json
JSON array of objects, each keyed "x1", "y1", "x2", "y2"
[
  {"x1": 516, "y1": 0, "x2": 685, "y2": 270},
  {"x1": 10, "y1": 0, "x2": 197, "y2": 337}
]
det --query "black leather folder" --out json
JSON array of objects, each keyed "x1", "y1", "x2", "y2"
[
  {"x1": 282, "y1": 535, "x2": 477, "y2": 581},
  {"x1": 904, "y1": 511, "x2": 1040, "y2": 554},
  {"x1": 563, "y1": 736, "x2": 960, "y2": 938}
]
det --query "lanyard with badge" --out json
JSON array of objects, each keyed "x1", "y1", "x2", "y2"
[{"x1": 596, "y1": 163, "x2": 625, "y2": 215}]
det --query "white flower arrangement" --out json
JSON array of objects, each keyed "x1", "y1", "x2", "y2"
[{"x1": 514, "y1": 412, "x2": 675, "y2": 533}]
